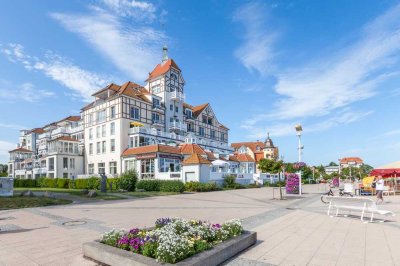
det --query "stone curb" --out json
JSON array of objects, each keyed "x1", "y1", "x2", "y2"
[{"x1": 83, "y1": 230, "x2": 257, "y2": 266}]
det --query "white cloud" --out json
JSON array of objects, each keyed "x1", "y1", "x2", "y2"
[
  {"x1": 1, "y1": 44, "x2": 109, "y2": 101},
  {"x1": 0, "y1": 79, "x2": 54, "y2": 102},
  {"x1": 0, "y1": 123, "x2": 26, "y2": 130},
  {"x1": 240, "y1": 3, "x2": 400, "y2": 135},
  {"x1": 99, "y1": 0, "x2": 156, "y2": 22},
  {"x1": 0, "y1": 140, "x2": 16, "y2": 161},
  {"x1": 51, "y1": 6, "x2": 166, "y2": 81},
  {"x1": 233, "y1": 2, "x2": 278, "y2": 75}
]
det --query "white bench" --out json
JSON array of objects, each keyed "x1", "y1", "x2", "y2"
[
  {"x1": 324, "y1": 196, "x2": 395, "y2": 223},
  {"x1": 383, "y1": 186, "x2": 396, "y2": 196}
]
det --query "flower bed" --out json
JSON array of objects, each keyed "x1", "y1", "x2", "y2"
[{"x1": 98, "y1": 218, "x2": 244, "y2": 264}]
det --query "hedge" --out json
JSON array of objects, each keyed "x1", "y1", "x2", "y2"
[
  {"x1": 184, "y1": 181, "x2": 219, "y2": 192},
  {"x1": 137, "y1": 180, "x2": 184, "y2": 193},
  {"x1": 14, "y1": 179, "x2": 37, "y2": 188}
]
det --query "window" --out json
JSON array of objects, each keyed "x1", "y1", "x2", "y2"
[
  {"x1": 109, "y1": 162, "x2": 117, "y2": 175},
  {"x1": 89, "y1": 143, "x2": 93, "y2": 155},
  {"x1": 96, "y1": 110, "x2": 106, "y2": 123},
  {"x1": 187, "y1": 123, "x2": 193, "y2": 132},
  {"x1": 63, "y1": 157, "x2": 68, "y2": 169},
  {"x1": 211, "y1": 130, "x2": 216, "y2": 139},
  {"x1": 152, "y1": 113, "x2": 160, "y2": 123},
  {"x1": 110, "y1": 139, "x2": 115, "y2": 152},
  {"x1": 70, "y1": 158, "x2": 75, "y2": 169},
  {"x1": 153, "y1": 98, "x2": 160, "y2": 107},
  {"x1": 96, "y1": 142, "x2": 101, "y2": 154},
  {"x1": 102, "y1": 141, "x2": 106, "y2": 154},
  {"x1": 185, "y1": 109, "x2": 192, "y2": 119},
  {"x1": 152, "y1": 85, "x2": 161, "y2": 94},
  {"x1": 170, "y1": 104, "x2": 173, "y2": 111},
  {"x1": 96, "y1": 126, "x2": 100, "y2": 138},
  {"x1": 125, "y1": 160, "x2": 135, "y2": 171},
  {"x1": 130, "y1": 107, "x2": 140, "y2": 120},
  {"x1": 140, "y1": 159, "x2": 155, "y2": 179},
  {"x1": 159, "y1": 158, "x2": 181, "y2": 172},
  {"x1": 199, "y1": 127, "x2": 205, "y2": 136},
  {"x1": 175, "y1": 106, "x2": 178, "y2": 113},
  {"x1": 63, "y1": 173, "x2": 68, "y2": 178},
  {"x1": 102, "y1": 125, "x2": 106, "y2": 137},
  {"x1": 208, "y1": 118, "x2": 213, "y2": 125},
  {"x1": 88, "y1": 164, "x2": 94, "y2": 174},
  {"x1": 110, "y1": 106, "x2": 116, "y2": 119},
  {"x1": 68, "y1": 143, "x2": 73, "y2": 153},
  {"x1": 98, "y1": 163, "x2": 105, "y2": 174},
  {"x1": 89, "y1": 113, "x2": 94, "y2": 125},
  {"x1": 48, "y1": 158, "x2": 54, "y2": 171},
  {"x1": 89, "y1": 128, "x2": 93, "y2": 140},
  {"x1": 202, "y1": 115, "x2": 207, "y2": 123},
  {"x1": 221, "y1": 133, "x2": 226, "y2": 141},
  {"x1": 110, "y1": 122, "x2": 115, "y2": 135},
  {"x1": 171, "y1": 73, "x2": 178, "y2": 80}
]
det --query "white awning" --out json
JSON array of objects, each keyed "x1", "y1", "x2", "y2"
[{"x1": 212, "y1": 159, "x2": 230, "y2": 167}]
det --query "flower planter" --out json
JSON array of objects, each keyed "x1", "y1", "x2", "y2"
[{"x1": 83, "y1": 230, "x2": 257, "y2": 266}]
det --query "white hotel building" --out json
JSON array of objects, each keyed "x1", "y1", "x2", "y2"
[{"x1": 8, "y1": 48, "x2": 250, "y2": 183}]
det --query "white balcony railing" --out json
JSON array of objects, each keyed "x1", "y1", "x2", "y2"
[
  {"x1": 52, "y1": 127, "x2": 66, "y2": 135},
  {"x1": 129, "y1": 127, "x2": 184, "y2": 141},
  {"x1": 169, "y1": 91, "x2": 185, "y2": 102},
  {"x1": 38, "y1": 132, "x2": 51, "y2": 139},
  {"x1": 169, "y1": 121, "x2": 186, "y2": 131},
  {"x1": 67, "y1": 125, "x2": 84, "y2": 134},
  {"x1": 152, "y1": 105, "x2": 165, "y2": 113}
]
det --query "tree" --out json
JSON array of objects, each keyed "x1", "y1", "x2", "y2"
[
  {"x1": 328, "y1": 161, "x2": 338, "y2": 166},
  {"x1": 360, "y1": 164, "x2": 373, "y2": 177},
  {"x1": 258, "y1": 159, "x2": 283, "y2": 174}
]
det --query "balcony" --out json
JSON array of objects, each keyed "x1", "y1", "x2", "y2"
[
  {"x1": 184, "y1": 115, "x2": 195, "y2": 121},
  {"x1": 52, "y1": 127, "x2": 66, "y2": 135},
  {"x1": 169, "y1": 91, "x2": 185, "y2": 102},
  {"x1": 38, "y1": 132, "x2": 51, "y2": 139},
  {"x1": 129, "y1": 127, "x2": 184, "y2": 142},
  {"x1": 67, "y1": 125, "x2": 84, "y2": 134},
  {"x1": 152, "y1": 120, "x2": 164, "y2": 127},
  {"x1": 152, "y1": 105, "x2": 165, "y2": 113},
  {"x1": 169, "y1": 121, "x2": 186, "y2": 132}
]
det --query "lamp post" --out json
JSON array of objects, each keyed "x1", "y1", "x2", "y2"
[{"x1": 295, "y1": 124, "x2": 304, "y2": 195}]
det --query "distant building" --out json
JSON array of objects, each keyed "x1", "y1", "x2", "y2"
[
  {"x1": 231, "y1": 133, "x2": 279, "y2": 173},
  {"x1": 339, "y1": 157, "x2": 364, "y2": 169},
  {"x1": 324, "y1": 165, "x2": 340, "y2": 175}
]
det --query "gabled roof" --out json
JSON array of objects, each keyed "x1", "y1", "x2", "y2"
[
  {"x1": 58, "y1": 115, "x2": 81, "y2": 123},
  {"x1": 92, "y1": 83, "x2": 121, "y2": 97},
  {"x1": 205, "y1": 151, "x2": 217, "y2": 161},
  {"x1": 236, "y1": 153, "x2": 256, "y2": 162},
  {"x1": 147, "y1": 59, "x2": 181, "y2": 81},
  {"x1": 122, "y1": 144, "x2": 182, "y2": 157},
  {"x1": 340, "y1": 157, "x2": 363, "y2": 164},
  {"x1": 49, "y1": 136, "x2": 79, "y2": 142},
  {"x1": 231, "y1": 142, "x2": 265, "y2": 153},
  {"x1": 27, "y1": 128, "x2": 46, "y2": 135},
  {"x1": 182, "y1": 153, "x2": 211, "y2": 165},
  {"x1": 9, "y1": 147, "x2": 32, "y2": 153},
  {"x1": 180, "y1": 143, "x2": 206, "y2": 155},
  {"x1": 192, "y1": 103, "x2": 209, "y2": 117}
]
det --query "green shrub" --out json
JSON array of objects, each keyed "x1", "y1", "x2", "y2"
[
  {"x1": 247, "y1": 183, "x2": 260, "y2": 188},
  {"x1": 53, "y1": 178, "x2": 59, "y2": 188},
  {"x1": 75, "y1": 178, "x2": 89, "y2": 189},
  {"x1": 117, "y1": 170, "x2": 138, "y2": 192},
  {"x1": 185, "y1": 182, "x2": 219, "y2": 192},
  {"x1": 57, "y1": 178, "x2": 69, "y2": 188},
  {"x1": 137, "y1": 180, "x2": 184, "y2": 193},
  {"x1": 39, "y1": 178, "x2": 57, "y2": 188},
  {"x1": 68, "y1": 179, "x2": 76, "y2": 189},
  {"x1": 263, "y1": 181, "x2": 271, "y2": 187},
  {"x1": 106, "y1": 178, "x2": 119, "y2": 190},
  {"x1": 222, "y1": 175, "x2": 237, "y2": 188},
  {"x1": 137, "y1": 180, "x2": 162, "y2": 191},
  {"x1": 160, "y1": 180, "x2": 185, "y2": 193},
  {"x1": 14, "y1": 179, "x2": 37, "y2": 187},
  {"x1": 87, "y1": 177, "x2": 100, "y2": 190}
]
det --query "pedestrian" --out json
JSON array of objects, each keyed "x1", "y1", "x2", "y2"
[{"x1": 376, "y1": 176, "x2": 384, "y2": 204}]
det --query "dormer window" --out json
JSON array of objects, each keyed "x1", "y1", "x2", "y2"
[
  {"x1": 256, "y1": 146, "x2": 261, "y2": 151},
  {"x1": 171, "y1": 73, "x2": 178, "y2": 80},
  {"x1": 152, "y1": 85, "x2": 161, "y2": 94}
]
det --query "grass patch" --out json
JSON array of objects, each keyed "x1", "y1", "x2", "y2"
[
  {"x1": 14, "y1": 187, "x2": 81, "y2": 193},
  {"x1": 0, "y1": 196, "x2": 71, "y2": 210}
]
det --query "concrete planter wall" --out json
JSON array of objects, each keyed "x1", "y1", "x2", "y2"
[{"x1": 83, "y1": 230, "x2": 257, "y2": 266}]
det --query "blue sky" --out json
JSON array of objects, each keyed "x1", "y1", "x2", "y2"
[{"x1": 1, "y1": 0, "x2": 400, "y2": 167}]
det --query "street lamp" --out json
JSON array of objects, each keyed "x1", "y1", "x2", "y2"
[{"x1": 295, "y1": 124, "x2": 304, "y2": 195}]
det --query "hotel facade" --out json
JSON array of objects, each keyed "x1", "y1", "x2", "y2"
[{"x1": 8, "y1": 48, "x2": 278, "y2": 184}]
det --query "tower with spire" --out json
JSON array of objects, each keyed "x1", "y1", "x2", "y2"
[{"x1": 263, "y1": 132, "x2": 279, "y2": 160}]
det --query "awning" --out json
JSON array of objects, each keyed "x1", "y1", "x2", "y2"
[
  {"x1": 212, "y1": 159, "x2": 230, "y2": 167},
  {"x1": 130, "y1": 122, "x2": 143, "y2": 127}
]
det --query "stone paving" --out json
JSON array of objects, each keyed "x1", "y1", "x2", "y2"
[{"x1": 0, "y1": 185, "x2": 399, "y2": 266}]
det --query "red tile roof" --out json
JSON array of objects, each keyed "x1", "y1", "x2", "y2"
[
  {"x1": 9, "y1": 147, "x2": 32, "y2": 153},
  {"x1": 180, "y1": 144, "x2": 206, "y2": 155},
  {"x1": 205, "y1": 151, "x2": 217, "y2": 161},
  {"x1": 340, "y1": 157, "x2": 363, "y2": 164},
  {"x1": 122, "y1": 144, "x2": 182, "y2": 157},
  {"x1": 147, "y1": 59, "x2": 181, "y2": 80},
  {"x1": 231, "y1": 142, "x2": 265, "y2": 153},
  {"x1": 182, "y1": 153, "x2": 211, "y2": 165},
  {"x1": 27, "y1": 128, "x2": 46, "y2": 134},
  {"x1": 236, "y1": 153, "x2": 256, "y2": 162},
  {"x1": 192, "y1": 103, "x2": 209, "y2": 117},
  {"x1": 58, "y1": 116, "x2": 81, "y2": 123}
]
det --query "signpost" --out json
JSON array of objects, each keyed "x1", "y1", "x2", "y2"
[{"x1": 0, "y1": 178, "x2": 14, "y2": 197}]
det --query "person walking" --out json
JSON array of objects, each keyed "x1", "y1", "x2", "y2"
[{"x1": 376, "y1": 176, "x2": 384, "y2": 204}]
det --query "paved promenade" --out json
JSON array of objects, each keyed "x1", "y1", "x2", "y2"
[{"x1": 0, "y1": 185, "x2": 399, "y2": 266}]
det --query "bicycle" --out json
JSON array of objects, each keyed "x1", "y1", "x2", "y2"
[{"x1": 321, "y1": 185, "x2": 353, "y2": 204}]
